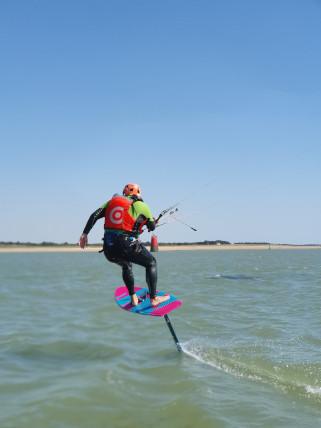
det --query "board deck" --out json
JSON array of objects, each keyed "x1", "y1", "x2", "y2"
[{"x1": 114, "y1": 286, "x2": 182, "y2": 317}]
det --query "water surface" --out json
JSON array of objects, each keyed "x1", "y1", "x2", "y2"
[{"x1": 1, "y1": 249, "x2": 321, "y2": 427}]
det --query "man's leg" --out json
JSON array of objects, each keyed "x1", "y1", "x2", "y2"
[
  {"x1": 120, "y1": 261, "x2": 135, "y2": 296},
  {"x1": 103, "y1": 237, "x2": 138, "y2": 304},
  {"x1": 127, "y1": 243, "x2": 169, "y2": 306}
]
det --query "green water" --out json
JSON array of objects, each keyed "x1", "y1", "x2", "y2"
[{"x1": 1, "y1": 250, "x2": 321, "y2": 427}]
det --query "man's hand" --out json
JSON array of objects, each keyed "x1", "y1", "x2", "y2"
[
  {"x1": 146, "y1": 219, "x2": 156, "y2": 232},
  {"x1": 79, "y1": 233, "x2": 88, "y2": 249}
]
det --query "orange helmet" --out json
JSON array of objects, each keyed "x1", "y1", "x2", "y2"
[{"x1": 123, "y1": 183, "x2": 142, "y2": 197}]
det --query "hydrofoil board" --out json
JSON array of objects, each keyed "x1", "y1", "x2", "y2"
[{"x1": 114, "y1": 286, "x2": 182, "y2": 317}]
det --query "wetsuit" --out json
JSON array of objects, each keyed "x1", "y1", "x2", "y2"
[{"x1": 82, "y1": 195, "x2": 157, "y2": 299}]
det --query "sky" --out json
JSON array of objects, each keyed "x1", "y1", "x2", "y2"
[{"x1": 1, "y1": 0, "x2": 321, "y2": 245}]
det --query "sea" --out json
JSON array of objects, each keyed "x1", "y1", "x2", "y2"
[{"x1": 1, "y1": 249, "x2": 321, "y2": 428}]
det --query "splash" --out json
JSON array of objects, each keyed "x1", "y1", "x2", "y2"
[
  {"x1": 305, "y1": 386, "x2": 321, "y2": 396},
  {"x1": 181, "y1": 339, "x2": 262, "y2": 381},
  {"x1": 181, "y1": 338, "x2": 321, "y2": 402}
]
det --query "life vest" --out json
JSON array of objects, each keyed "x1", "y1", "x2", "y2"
[{"x1": 104, "y1": 195, "x2": 136, "y2": 232}]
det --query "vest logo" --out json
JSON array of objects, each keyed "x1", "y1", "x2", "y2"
[{"x1": 109, "y1": 206, "x2": 124, "y2": 225}]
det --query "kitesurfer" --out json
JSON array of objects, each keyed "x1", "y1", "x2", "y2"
[{"x1": 79, "y1": 183, "x2": 170, "y2": 307}]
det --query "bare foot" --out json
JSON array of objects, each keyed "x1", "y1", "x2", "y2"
[
  {"x1": 131, "y1": 294, "x2": 139, "y2": 306},
  {"x1": 151, "y1": 294, "x2": 170, "y2": 307}
]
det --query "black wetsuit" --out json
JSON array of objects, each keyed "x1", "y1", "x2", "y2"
[{"x1": 82, "y1": 199, "x2": 157, "y2": 299}]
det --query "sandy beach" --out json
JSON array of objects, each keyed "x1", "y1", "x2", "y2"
[{"x1": 0, "y1": 244, "x2": 320, "y2": 253}]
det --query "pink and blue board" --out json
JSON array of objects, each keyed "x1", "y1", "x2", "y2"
[{"x1": 114, "y1": 286, "x2": 182, "y2": 317}]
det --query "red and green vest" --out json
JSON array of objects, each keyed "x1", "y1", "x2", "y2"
[{"x1": 104, "y1": 195, "x2": 153, "y2": 234}]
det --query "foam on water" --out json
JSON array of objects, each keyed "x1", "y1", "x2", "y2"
[
  {"x1": 181, "y1": 338, "x2": 321, "y2": 402},
  {"x1": 305, "y1": 386, "x2": 321, "y2": 396}
]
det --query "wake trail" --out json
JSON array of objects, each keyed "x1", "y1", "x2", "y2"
[{"x1": 180, "y1": 339, "x2": 321, "y2": 402}]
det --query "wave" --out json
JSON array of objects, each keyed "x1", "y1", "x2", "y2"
[
  {"x1": 5, "y1": 339, "x2": 122, "y2": 366},
  {"x1": 207, "y1": 274, "x2": 258, "y2": 281}
]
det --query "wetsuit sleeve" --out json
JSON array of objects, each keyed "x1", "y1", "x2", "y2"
[
  {"x1": 132, "y1": 201, "x2": 154, "y2": 219},
  {"x1": 82, "y1": 203, "x2": 107, "y2": 235}
]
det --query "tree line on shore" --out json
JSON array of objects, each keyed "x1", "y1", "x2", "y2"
[{"x1": 0, "y1": 240, "x2": 273, "y2": 247}]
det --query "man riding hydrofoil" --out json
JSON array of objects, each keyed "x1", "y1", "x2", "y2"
[{"x1": 79, "y1": 183, "x2": 170, "y2": 307}]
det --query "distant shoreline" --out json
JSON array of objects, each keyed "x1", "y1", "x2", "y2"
[{"x1": 0, "y1": 243, "x2": 320, "y2": 253}]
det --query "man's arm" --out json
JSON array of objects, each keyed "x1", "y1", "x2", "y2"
[
  {"x1": 79, "y1": 205, "x2": 106, "y2": 248},
  {"x1": 146, "y1": 218, "x2": 156, "y2": 232},
  {"x1": 83, "y1": 206, "x2": 106, "y2": 234},
  {"x1": 131, "y1": 201, "x2": 156, "y2": 232}
]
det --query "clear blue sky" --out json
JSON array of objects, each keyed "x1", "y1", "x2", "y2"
[{"x1": 1, "y1": 0, "x2": 320, "y2": 244}]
